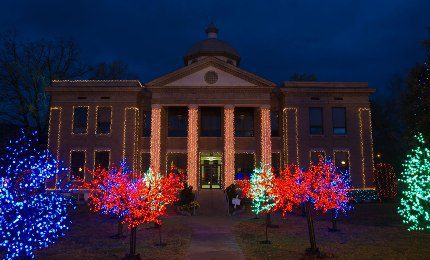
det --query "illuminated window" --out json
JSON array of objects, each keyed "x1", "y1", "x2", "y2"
[
  {"x1": 142, "y1": 111, "x2": 151, "y2": 137},
  {"x1": 168, "y1": 107, "x2": 188, "y2": 137},
  {"x1": 235, "y1": 153, "x2": 255, "y2": 179},
  {"x1": 309, "y1": 107, "x2": 323, "y2": 135},
  {"x1": 73, "y1": 107, "x2": 88, "y2": 134},
  {"x1": 94, "y1": 151, "x2": 110, "y2": 170},
  {"x1": 201, "y1": 107, "x2": 221, "y2": 137},
  {"x1": 332, "y1": 107, "x2": 347, "y2": 135},
  {"x1": 334, "y1": 151, "x2": 350, "y2": 173},
  {"x1": 271, "y1": 110, "x2": 279, "y2": 137},
  {"x1": 96, "y1": 107, "x2": 111, "y2": 134},
  {"x1": 70, "y1": 151, "x2": 85, "y2": 179},
  {"x1": 234, "y1": 108, "x2": 254, "y2": 137}
]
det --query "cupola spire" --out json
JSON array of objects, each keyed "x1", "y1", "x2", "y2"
[{"x1": 205, "y1": 22, "x2": 218, "y2": 39}]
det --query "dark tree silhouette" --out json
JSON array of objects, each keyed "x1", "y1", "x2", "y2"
[
  {"x1": 0, "y1": 31, "x2": 89, "y2": 134},
  {"x1": 289, "y1": 73, "x2": 317, "y2": 81},
  {"x1": 90, "y1": 60, "x2": 138, "y2": 80}
]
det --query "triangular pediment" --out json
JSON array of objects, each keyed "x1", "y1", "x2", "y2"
[{"x1": 146, "y1": 57, "x2": 275, "y2": 88}]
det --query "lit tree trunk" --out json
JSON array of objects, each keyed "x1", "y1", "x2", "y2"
[
  {"x1": 305, "y1": 202, "x2": 318, "y2": 253},
  {"x1": 118, "y1": 221, "x2": 124, "y2": 237},
  {"x1": 330, "y1": 209, "x2": 339, "y2": 232},
  {"x1": 127, "y1": 227, "x2": 138, "y2": 259},
  {"x1": 266, "y1": 213, "x2": 272, "y2": 227},
  {"x1": 155, "y1": 224, "x2": 166, "y2": 247}
]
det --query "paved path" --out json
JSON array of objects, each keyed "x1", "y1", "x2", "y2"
[{"x1": 185, "y1": 216, "x2": 245, "y2": 260}]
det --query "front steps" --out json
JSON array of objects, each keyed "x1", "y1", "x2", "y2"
[{"x1": 196, "y1": 189, "x2": 229, "y2": 216}]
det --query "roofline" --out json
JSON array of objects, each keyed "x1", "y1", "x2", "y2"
[
  {"x1": 283, "y1": 81, "x2": 368, "y2": 88},
  {"x1": 50, "y1": 80, "x2": 144, "y2": 88}
]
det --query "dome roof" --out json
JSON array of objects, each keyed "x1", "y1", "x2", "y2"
[{"x1": 184, "y1": 23, "x2": 241, "y2": 66}]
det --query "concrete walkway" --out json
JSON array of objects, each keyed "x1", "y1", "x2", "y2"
[{"x1": 185, "y1": 216, "x2": 245, "y2": 260}]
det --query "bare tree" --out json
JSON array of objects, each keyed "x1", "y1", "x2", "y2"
[
  {"x1": 90, "y1": 60, "x2": 138, "y2": 80},
  {"x1": 0, "y1": 31, "x2": 89, "y2": 134}
]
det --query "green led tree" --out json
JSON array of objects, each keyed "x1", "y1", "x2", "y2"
[
  {"x1": 250, "y1": 165, "x2": 276, "y2": 244},
  {"x1": 398, "y1": 133, "x2": 430, "y2": 231}
]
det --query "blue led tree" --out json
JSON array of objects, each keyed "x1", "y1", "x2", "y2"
[{"x1": 0, "y1": 130, "x2": 73, "y2": 259}]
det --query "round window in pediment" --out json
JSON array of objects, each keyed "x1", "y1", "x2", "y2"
[{"x1": 204, "y1": 71, "x2": 218, "y2": 84}]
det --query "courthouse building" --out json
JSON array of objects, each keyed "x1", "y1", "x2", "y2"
[{"x1": 45, "y1": 24, "x2": 375, "y2": 191}]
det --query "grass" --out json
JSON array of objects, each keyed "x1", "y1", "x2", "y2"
[
  {"x1": 36, "y1": 205, "x2": 192, "y2": 259},
  {"x1": 232, "y1": 203, "x2": 430, "y2": 259}
]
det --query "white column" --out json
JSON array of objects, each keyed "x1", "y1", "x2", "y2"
[
  {"x1": 150, "y1": 105, "x2": 162, "y2": 172},
  {"x1": 224, "y1": 105, "x2": 235, "y2": 188},
  {"x1": 187, "y1": 105, "x2": 199, "y2": 189},
  {"x1": 260, "y1": 106, "x2": 272, "y2": 168}
]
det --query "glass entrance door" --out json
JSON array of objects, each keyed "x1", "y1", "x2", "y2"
[{"x1": 200, "y1": 153, "x2": 222, "y2": 189}]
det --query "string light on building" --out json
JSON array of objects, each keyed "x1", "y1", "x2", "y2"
[
  {"x1": 95, "y1": 106, "x2": 113, "y2": 135},
  {"x1": 46, "y1": 107, "x2": 62, "y2": 190},
  {"x1": 69, "y1": 149, "x2": 87, "y2": 182},
  {"x1": 122, "y1": 107, "x2": 139, "y2": 172},
  {"x1": 260, "y1": 106, "x2": 272, "y2": 168},
  {"x1": 71, "y1": 105, "x2": 89, "y2": 135},
  {"x1": 150, "y1": 105, "x2": 162, "y2": 172},
  {"x1": 93, "y1": 149, "x2": 111, "y2": 170},
  {"x1": 309, "y1": 149, "x2": 326, "y2": 163},
  {"x1": 358, "y1": 107, "x2": 374, "y2": 188},
  {"x1": 282, "y1": 107, "x2": 299, "y2": 166},
  {"x1": 224, "y1": 105, "x2": 235, "y2": 188},
  {"x1": 187, "y1": 106, "x2": 199, "y2": 189}
]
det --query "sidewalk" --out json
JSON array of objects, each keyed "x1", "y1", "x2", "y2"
[{"x1": 185, "y1": 216, "x2": 245, "y2": 260}]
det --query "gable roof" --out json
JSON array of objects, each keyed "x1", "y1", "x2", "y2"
[{"x1": 146, "y1": 56, "x2": 276, "y2": 88}]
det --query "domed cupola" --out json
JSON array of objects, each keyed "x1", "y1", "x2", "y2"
[{"x1": 184, "y1": 23, "x2": 241, "y2": 66}]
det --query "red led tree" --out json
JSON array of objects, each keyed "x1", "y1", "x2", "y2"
[
  {"x1": 302, "y1": 156, "x2": 351, "y2": 253},
  {"x1": 273, "y1": 164, "x2": 306, "y2": 216},
  {"x1": 273, "y1": 157, "x2": 351, "y2": 254},
  {"x1": 82, "y1": 163, "x2": 183, "y2": 259}
]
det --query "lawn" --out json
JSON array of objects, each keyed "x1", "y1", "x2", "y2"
[
  {"x1": 35, "y1": 205, "x2": 192, "y2": 260},
  {"x1": 232, "y1": 202, "x2": 430, "y2": 259}
]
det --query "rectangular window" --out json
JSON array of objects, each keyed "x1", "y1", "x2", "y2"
[
  {"x1": 141, "y1": 153, "x2": 150, "y2": 173},
  {"x1": 201, "y1": 107, "x2": 221, "y2": 137},
  {"x1": 166, "y1": 153, "x2": 188, "y2": 175},
  {"x1": 70, "y1": 151, "x2": 85, "y2": 179},
  {"x1": 309, "y1": 107, "x2": 323, "y2": 135},
  {"x1": 334, "y1": 151, "x2": 350, "y2": 173},
  {"x1": 73, "y1": 107, "x2": 88, "y2": 134},
  {"x1": 142, "y1": 111, "x2": 151, "y2": 137},
  {"x1": 96, "y1": 107, "x2": 112, "y2": 134},
  {"x1": 168, "y1": 107, "x2": 188, "y2": 137},
  {"x1": 235, "y1": 153, "x2": 255, "y2": 179},
  {"x1": 271, "y1": 110, "x2": 279, "y2": 137},
  {"x1": 271, "y1": 152, "x2": 281, "y2": 176},
  {"x1": 310, "y1": 150, "x2": 325, "y2": 164},
  {"x1": 234, "y1": 108, "x2": 254, "y2": 137},
  {"x1": 332, "y1": 107, "x2": 347, "y2": 135},
  {"x1": 94, "y1": 151, "x2": 110, "y2": 170}
]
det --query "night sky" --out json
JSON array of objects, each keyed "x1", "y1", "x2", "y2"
[{"x1": 1, "y1": 0, "x2": 429, "y2": 95}]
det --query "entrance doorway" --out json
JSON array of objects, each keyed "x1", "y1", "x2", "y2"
[{"x1": 200, "y1": 152, "x2": 222, "y2": 189}]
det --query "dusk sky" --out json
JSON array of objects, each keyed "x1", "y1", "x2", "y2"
[{"x1": 1, "y1": 0, "x2": 429, "y2": 95}]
